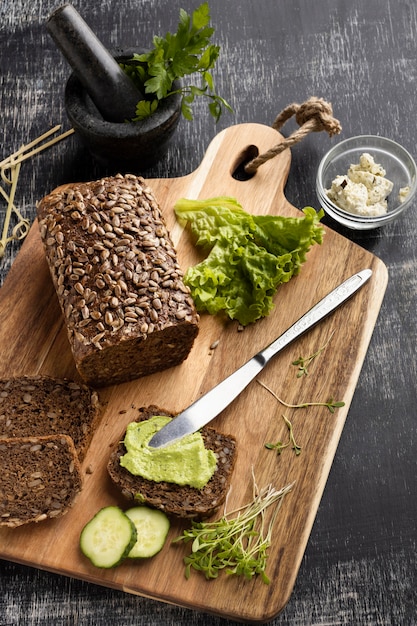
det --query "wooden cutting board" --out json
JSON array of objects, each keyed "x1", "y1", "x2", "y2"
[{"x1": 0, "y1": 123, "x2": 387, "y2": 623}]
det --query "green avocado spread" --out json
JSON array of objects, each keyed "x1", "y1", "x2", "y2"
[{"x1": 120, "y1": 416, "x2": 217, "y2": 489}]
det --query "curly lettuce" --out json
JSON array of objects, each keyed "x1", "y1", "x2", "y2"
[{"x1": 175, "y1": 197, "x2": 324, "y2": 326}]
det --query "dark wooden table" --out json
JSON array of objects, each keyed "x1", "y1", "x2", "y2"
[{"x1": 1, "y1": 0, "x2": 416, "y2": 624}]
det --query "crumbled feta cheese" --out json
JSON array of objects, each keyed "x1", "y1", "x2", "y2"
[
  {"x1": 326, "y1": 152, "x2": 394, "y2": 217},
  {"x1": 349, "y1": 152, "x2": 386, "y2": 177},
  {"x1": 399, "y1": 186, "x2": 410, "y2": 203}
]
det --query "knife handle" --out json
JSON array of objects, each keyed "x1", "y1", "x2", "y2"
[{"x1": 259, "y1": 269, "x2": 372, "y2": 366}]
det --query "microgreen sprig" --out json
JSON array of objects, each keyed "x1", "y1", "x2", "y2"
[
  {"x1": 173, "y1": 479, "x2": 293, "y2": 583},
  {"x1": 265, "y1": 414, "x2": 301, "y2": 456},
  {"x1": 292, "y1": 330, "x2": 335, "y2": 377},
  {"x1": 257, "y1": 380, "x2": 345, "y2": 414}
]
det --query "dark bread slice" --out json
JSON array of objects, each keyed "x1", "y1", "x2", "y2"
[
  {"x1": 0, "y1": 435, "x2": 82, "y2": 528},
  {"x1": 107, "y1": 406, "x2": 237, "y2": 520},
  {"x1": 0, "y1": 375, "x2": 101, "y2": 462},
  {"x1": 37, "y1": 174, "x2": 199, "y2": 387}
]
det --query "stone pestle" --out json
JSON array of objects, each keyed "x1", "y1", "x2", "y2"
[{"x1": 46, "y1": 3, "x2": 143, "y2": 123}]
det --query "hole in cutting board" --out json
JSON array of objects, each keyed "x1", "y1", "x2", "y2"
[{"x1": 231, "y1": 145, "x2": 259, "y2": 181}]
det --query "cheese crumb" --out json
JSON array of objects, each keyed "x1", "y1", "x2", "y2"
[
  {"x1": 399, "y1": 186, "x2": 410, "y2": 203},
  {"x1": 326, "y1": 153, "x2": 394, "y2": 217}
]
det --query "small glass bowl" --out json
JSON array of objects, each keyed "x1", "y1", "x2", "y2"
[{"x1": 316, "y1": 135, "x2": 417, "y2": 229}]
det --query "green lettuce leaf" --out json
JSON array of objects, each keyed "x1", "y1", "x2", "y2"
[{"x1": 175, "y1": 197, "x2": 324, "y2": 325}]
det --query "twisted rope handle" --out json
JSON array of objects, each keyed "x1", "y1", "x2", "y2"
[{"x1": 244, "y1": 97, "x2": 342, "y2": 174}]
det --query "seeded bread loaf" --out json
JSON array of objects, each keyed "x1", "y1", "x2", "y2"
[
  {"x1": 37, "y1": 174, "x2": 199, "y2": 387},
  {"x1": 0, "y1": 375, "x2": 101, "y2": 462},
  {"x1": 107, "y1": 406, "x2": 237, "y2": 520},
  {"x1": 0, "y1": 435, "x2": 82, "y2": 528}
]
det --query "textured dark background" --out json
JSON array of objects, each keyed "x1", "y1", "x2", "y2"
[{"x1": 1, "y1": 0, "x2": 416, "y2": 624}]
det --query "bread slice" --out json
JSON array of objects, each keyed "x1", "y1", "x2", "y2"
[
  {"x1": 0, "y1": 375, "x2": 101, "y2": 462},
  {"x1": 0, "y1": 435, "x2": 82, "y2": 528},
  {"x1": 37, "y1": 174, "x2": 199, "y2": 387},
  {"x1": 107, "y1": 406, "x2": 237, "y2": 519}
]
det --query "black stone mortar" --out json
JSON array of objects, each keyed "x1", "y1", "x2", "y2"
[{"x1": 65, "y1": 48, "x2": 182, "y2": 171}]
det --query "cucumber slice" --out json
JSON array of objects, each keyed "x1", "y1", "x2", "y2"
[
  {"x1": 125, "y1": 507, "x2": 170, "y2": 558},
  {"x1": 80, "y1": 506, "x2": 137, "y2": 568}
]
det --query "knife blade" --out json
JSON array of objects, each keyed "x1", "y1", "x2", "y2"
[{"x1": 148, "y1": 268, "x2": 372, "y2": 448}]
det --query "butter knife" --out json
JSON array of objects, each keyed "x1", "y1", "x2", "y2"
[{"x1": 148, "y1": 268, "x2": 372, "y2": 448}]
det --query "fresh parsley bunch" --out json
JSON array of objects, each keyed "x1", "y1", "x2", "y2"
[{"x1": 121, "y1": 2, "x2": 232, "y2": 122}]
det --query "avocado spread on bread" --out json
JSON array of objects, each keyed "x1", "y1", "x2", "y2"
[{"x1": 120, "y1": 416, "x2": 217, "y2": 489}]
